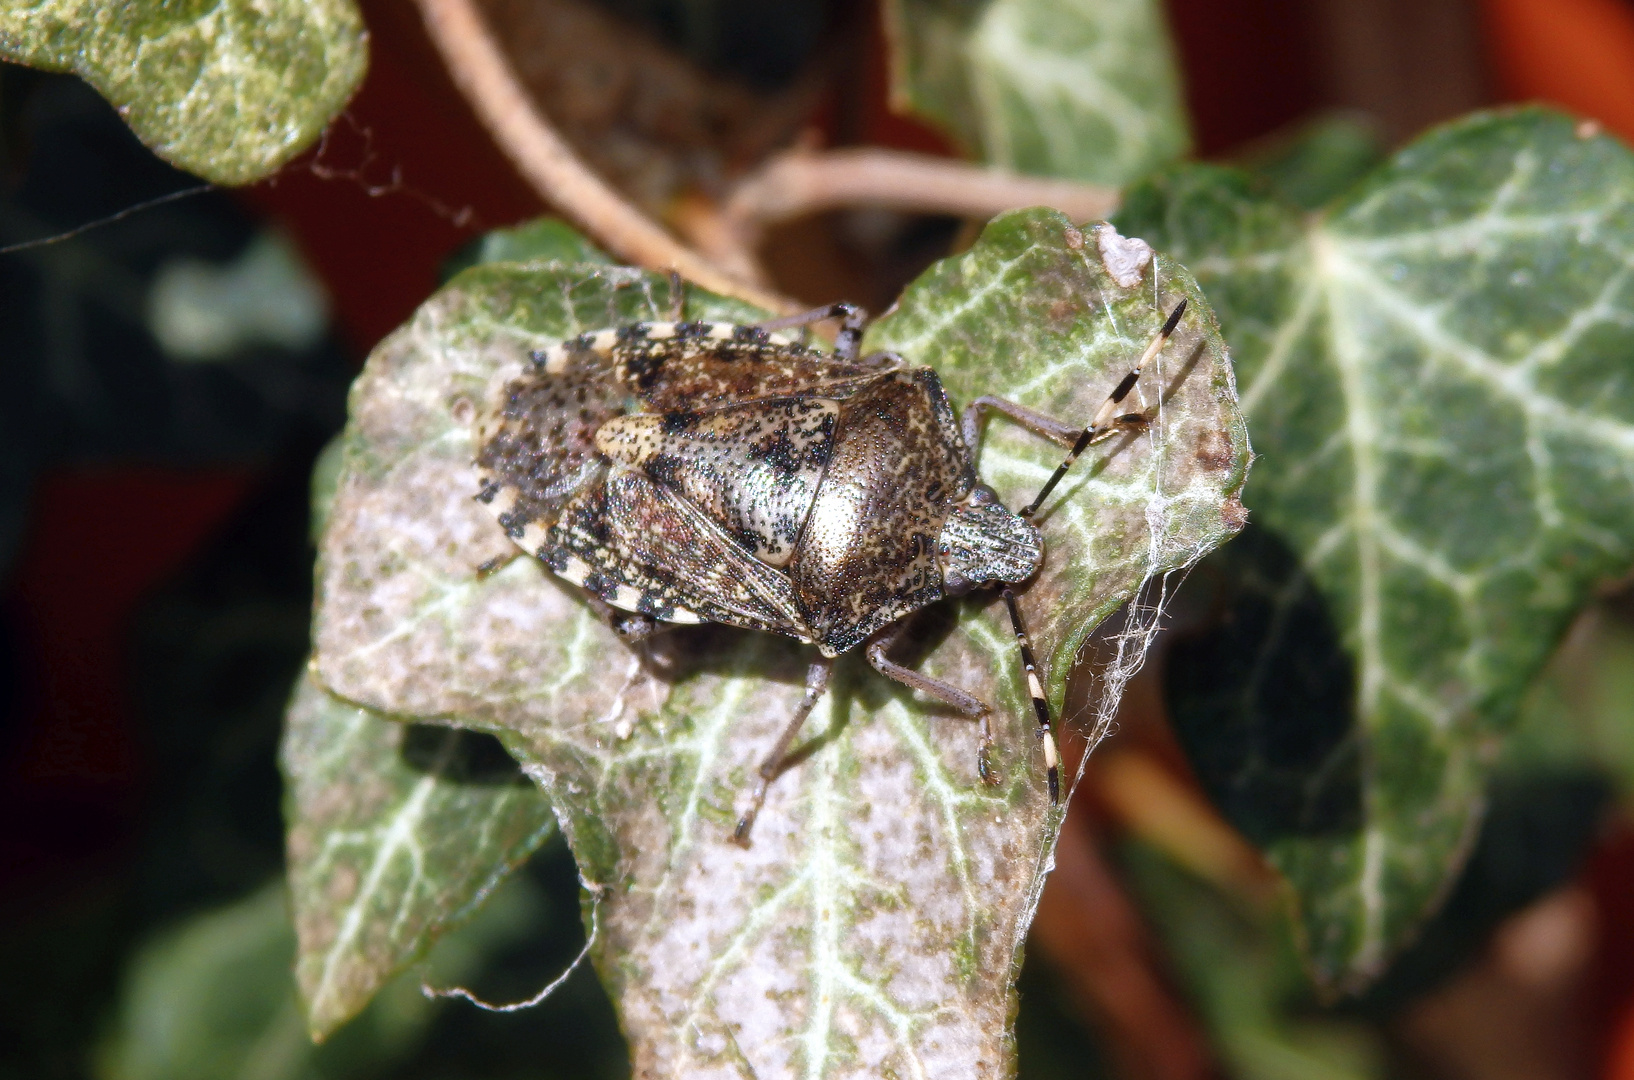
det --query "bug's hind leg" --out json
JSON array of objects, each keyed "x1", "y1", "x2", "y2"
[
  {"x1": 865, "y1": 622, "x2": 1000, "y2": 787},
  {"x1": 733, "y1": 656, "x2": 835, "y2": 846},
  {"x1": 755, "y1": 302, "x2": 868, "y2": 363}
]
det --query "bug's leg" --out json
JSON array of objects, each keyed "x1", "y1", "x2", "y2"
[
  {"x1": 667, "y1": 270, "x2": 685, "y2": 320},
  {"x1": 960, "y1": 396, "x2": 1083, "y2": 458},
  {"x1": 733, "y1": 656, "x2": 834, "y2": 845},
  {"x1": 475, "y1": 552, "x2": 521, "y2": 579},
  {"x1": 582, "y1": 593, "x2": 659, "y2": 643},
  {"x1": 1001, "y1": 587, "x2": 1059, "y2": 805},
  {"x1": 1019, "y1": 298, "x2": 1186, "y2": 518},
  {"x1": 865, "y1": 622, "x2": 1000, "y2": 786},
  {"x1": 756, "y1": 302, "x2": 869, "y2": 363}
]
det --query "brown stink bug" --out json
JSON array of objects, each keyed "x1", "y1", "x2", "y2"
[{"x1": 471, "y1": 297, "x2": 1186, "y2": 842}]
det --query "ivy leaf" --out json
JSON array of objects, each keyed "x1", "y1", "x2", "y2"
[
  {"x1": 1240, "y1": 113, "x2": 1386, "y2": 212},
  {"x1": 99, "y1": 871, "x2": 552, "y2": 1079},
  {"x1": 442, "y1": 216, "x2": 616, "y2": 283},
  {"x1": 1121, "y1": 842, "x2": 1387, "y2": 1080},
  {"x1": 882, "y1": 0, "x2": 1189, "y2": 185},
  {"x1": 305, "y1": 214, "x2": 1247, "y2": 1077},
  {"x1": 281, "y1": 673, "x2": 555, "y2": 1040},
  {"x1": 1119, "y1": 108, "x2": 1634, "y2": 993},
  {"x1": 0, "y1": 0, "x2": 367, "y2": 184}
]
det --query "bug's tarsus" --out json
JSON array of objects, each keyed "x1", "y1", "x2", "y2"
[
  {"x1": 756, "y1": 303, "x2": 869, "y2": 364},
  {"x1": 976, "y1": 712, "x2": 1001, "y2": 786},
  {"x1": 1019, "y1": 298, "x2": 1188, "y2": 519},
  {"x1": 1001, "y1": 587, "x2": 1059, "y2": 805},
  {"x1": 734, "y1": 657, "x2": 835, "y2": 846}
]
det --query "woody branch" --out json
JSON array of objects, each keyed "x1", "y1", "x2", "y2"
[{"x1": 413, "y1": 0, "x2": 1119, "y2": 309}]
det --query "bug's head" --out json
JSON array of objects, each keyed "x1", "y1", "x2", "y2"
[{"x1": 937, "y1": 484, "x2": 1043, "y2": 595}]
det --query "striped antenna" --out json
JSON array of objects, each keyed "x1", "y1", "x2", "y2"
[
  {"x1": 1002, "y1": 587, "x2": 1059, "y2": 805},
  {"x1": 1019, "y1": 298, "x2": 1187, "y2": 519}
]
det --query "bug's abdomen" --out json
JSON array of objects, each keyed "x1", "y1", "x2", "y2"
[{"x1": 791, "y1": 371, "x2": 974, "y2": 655}]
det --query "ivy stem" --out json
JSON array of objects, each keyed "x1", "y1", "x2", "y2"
[
  {"x1": 722, "y1": 146, "x2": 1120, "y2": 247},
  {"x1": 413, "y1": 0, "x2": 797, "y2": 314}
]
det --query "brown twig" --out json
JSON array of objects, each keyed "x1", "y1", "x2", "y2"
[
  {"x1": 1095, "y1": 749, "x2": 1281, "y2": 909},
  {"x1": 414, "y1": 0, "x2": 796, "y2": 314},
  {"x1": 723, "y1": 147, "x2": 1121, "y2": 243}
]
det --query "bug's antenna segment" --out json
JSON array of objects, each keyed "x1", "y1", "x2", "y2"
[
  {"x1": 1019, "y1": 298, "x2": 1187, "y2": 519},
  {"x1": 1002, "y1": 587, "x2": 1059, "y2": 805}
]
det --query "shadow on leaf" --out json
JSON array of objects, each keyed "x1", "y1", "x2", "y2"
[
  {"x1": 399, "y1": 725, "x2": 536, "y2": 787},
  {"x1": 1163, "y1": 525, "x2": 1362, "y2": 845}
]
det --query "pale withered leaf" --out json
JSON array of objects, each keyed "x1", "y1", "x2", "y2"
[{"x1": 307, "y1": 222, "x2": 1247, "y2": 1077}]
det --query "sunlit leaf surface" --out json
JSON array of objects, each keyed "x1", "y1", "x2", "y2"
[
  {"x1": 0, "y1": 0, "x2": 366, "y2": 184},
  {"x1": 1123, "y1": 108, "x2": 1634, "y2": 992},
  {"x1": 306, "y1": 213, "x2": 1247, "y2": 1077},
  {"x1": 883, "y1": 0, "x2": 1189, "y2": 185}
]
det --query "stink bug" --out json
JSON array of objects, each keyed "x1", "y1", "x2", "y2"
[{"x1": 472, "y1": 297, "x2": 1186, "y2": 842}]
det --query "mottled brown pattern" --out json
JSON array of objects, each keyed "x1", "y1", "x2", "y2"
[
  {"x1": 550, "y1": 469, "x2": 807, "y2": 635},
  {"x1": 791, "y1": 369, "x2": 977, "y2": 655},
  {"x1": 473, "y1": 366, "x2": 623, "y2": 536},
  {"x1": 610, "y1": 326, "x2": 881, "y2": 409},
  {"x1": 597, "y1": 396, "x2": 837, "y2": 566}
]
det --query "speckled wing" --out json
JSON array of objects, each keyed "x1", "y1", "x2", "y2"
[
  {"x1": 594, "y1": 396, "x2": 840, "y2": 568},
  {"x1": 532, "y1": 321, "x2": 884, "y2": 410},
  {"x1": 472, "y1": 364, "x2": 620, "y2": 552},
  {"x1": 543, "y1": 468, "x2": 811, "y2": 639}
]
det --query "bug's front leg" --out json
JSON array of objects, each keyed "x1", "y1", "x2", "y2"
[
  {"x1": 1015, "y1": 299, "x2": 1187, "y2": 517},
  {"x1": 865, "y1": 621, "x2": 1001, "y2": 788},
  {"x1": 960, "y1": 395, "x2": 1086, "y2": 456}
]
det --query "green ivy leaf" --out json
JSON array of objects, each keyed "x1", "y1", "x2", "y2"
[
  {"x1": 0, "y1": 0, "x2": 367, "y2": 185},
  {"x1": 304, "y1": 214, "x2": 1247, "y2": 1077},
  {"x1": 882, "y1": 0, "x2": 1189, "y2": 185},
  {"x1": 281, "y1": 674, "x2": 555, "y2": 1039},
  {"x1": 1121, "y1": 842, "x2": 1386, "y2": 1080},
  {"x1": 442, "y1": 216, "x2": 616, "y2": 283},
  {"x1": 1119, "y1": 107, "x2": 1634, "y2": 993},
  {"x1": 98, "y1": 871, "x2": 550, "y2": 1079},
  {"x1": 1240, "y1": 113, "x2": 1387, "y2": 212}
]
